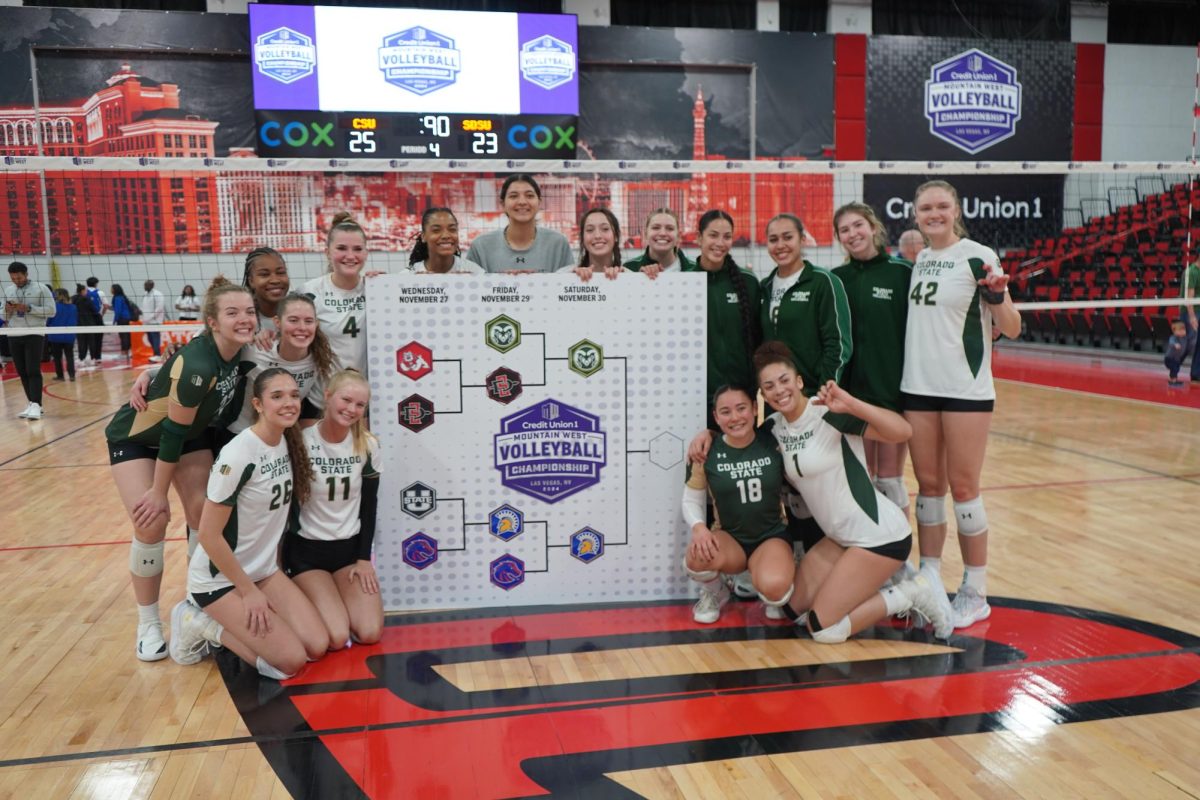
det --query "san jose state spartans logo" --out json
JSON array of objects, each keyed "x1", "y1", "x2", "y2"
[
  {"x1": 378, "y1": 27, "x2": 461, "y2": 96},
  {"x1": 569, "y1": 527, "x2": 604, "y2": 564},
  {"x1": 488, "y1": 504, "x2": 524, "y2": 541},
  {"x1": 494, "y1": 399, "x2": 606, "y2": 503},
  {"x1": 519, "y1": 35, "x2": 575, "y2": 90},
  {"x1": 255, "y1": 27, "x2": 316, "y2": 85},
  {"x1": 925, "y1": 49, "x2": 1022, "y2": 154}
]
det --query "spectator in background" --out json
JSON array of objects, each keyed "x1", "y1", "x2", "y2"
[
  {"x1": 176, "y1": 284, "x2": 200, "y2": 322},
  {"x1": 141, "y1": 279, "x2": 168, "y2": 359},
  {"x1": 74, "y1": 283, "x2": 102, "y2": 368},
  {"x1": 111, "y1": 284, "x2": 135, "y2": 359},
  {"x1": 1183, "y1": 254, "x2": 1200, "y2": 382},
  {"x1": 1165, "y1": 318, "x2": 1194, "y2": 387},
  {"x1": 3, "y1": 262, "x2": 54, "y2": 419},
  {"x1": 48, "y1": 287, "x2": 78, "y2": 382},
  {"x1": 898, "y1": 228, "x2": 926, "y2": 264}
]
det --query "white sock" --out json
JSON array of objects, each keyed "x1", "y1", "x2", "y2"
[
  {"x1": 919, "y1": 556, "x2": 942, "y2": 576},
  {"x1": 963, "y1": 565, "x2": 987, "y2": 595},
  {"x1": 137, "y1": 603, "x2": 160, "y2": 626},
  {"x1": 255, "y1": 656, "x2": 293, "y2": 680},
  {"x1": 881, "y1": 586, "x2": 911, "y2": 616},
  {"x1": 186, "y1": 527, "x2": 200, "y2": 559}
]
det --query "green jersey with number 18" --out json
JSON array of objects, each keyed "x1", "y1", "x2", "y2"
[
  {"x1": 188, "y1": 428, "x2": 292, "y2": 596},
  {"x1": 901, "y1": 238, "x2": 999, "y2": 401},
  {"x1": 685, "y1": 429, "x2": 785, "y2": 545},
  {"x1": 303, "y1": 273, "x2": 366, "y2": 375}
]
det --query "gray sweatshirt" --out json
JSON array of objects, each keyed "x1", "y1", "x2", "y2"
[
  {"x1": 466, "y1": 227, "x2": 575, "y2": 273},
  {"x1": 2, "y1": 281, "x2": 55, "y2": 332}
]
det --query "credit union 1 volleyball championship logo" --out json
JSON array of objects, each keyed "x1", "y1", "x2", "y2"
[
  {"x1": 255, "y1": 27, "x2": 317, "y2": 85},
  {"x1": 494, "y1": 399, "x2": 606, "y2": 503},
  {"x1": 924, "y1": 49, "x2": 1022, "y2": 154},
  {"x1": 379, "y1": 26, "x2": 461, "y2": 96},
  {"x1": 519, "y1": 35, "x2": 575, "y2": 90}
]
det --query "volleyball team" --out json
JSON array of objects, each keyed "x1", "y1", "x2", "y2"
[{"x1": 102, "y1": 173, "x2": 1017, "y2": 679}]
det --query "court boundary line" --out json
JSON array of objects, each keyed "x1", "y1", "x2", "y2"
[
  {"x1": 997, "y1": 376, "x2": 1200, "y2": 412},
  {"x1": 0, "y1": 414, "x2": 112, "y2": 469}
]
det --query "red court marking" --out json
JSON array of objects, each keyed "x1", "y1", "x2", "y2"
[
  {"x1": 994, "y1": 349, "x2": 1200, "y2": 408},
  {"x1": 41, "y1": 385, "x2": 122, "y2": 406},
  {"x1": 0, "y1": 536, "x2": 185, "y2": 553},
  {"x1": 287, "y1": 605, "x2": 1200, "y2": 800}
]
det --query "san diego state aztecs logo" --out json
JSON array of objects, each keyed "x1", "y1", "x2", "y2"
[{"x1": 220, "y1": 597, "x2": 1200, "y2": 799}]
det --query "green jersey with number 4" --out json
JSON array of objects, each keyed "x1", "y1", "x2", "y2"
[
  {"x1": 901, "y1": 238, "x2": 1000, "y2": 401},
  {"x1": 686, "y1": 429, "x2": 786, "y2": 545}
]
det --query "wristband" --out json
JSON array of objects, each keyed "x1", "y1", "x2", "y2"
[{"x1": 981, "y1": 287, "x2": 1006, "y2": 305}]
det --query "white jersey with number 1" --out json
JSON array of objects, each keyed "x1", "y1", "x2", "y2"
[
  {"x1": 303, "y1": 273, "x2": 366, "y2": 374},
  {"x1": 901, "y1": 238, "x2": 999, "y2": 401}
]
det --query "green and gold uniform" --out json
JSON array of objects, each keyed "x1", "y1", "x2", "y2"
[
  {"x1": 623, "y1": 249, "x2": 698, "y2": 273},
  {"x1": 832, "y1": 253, "x2": 912, "y2": 411},
  {"x1": 105, "y1": 334, "x2": 248, "y2": 455},
  {"x1": 704, "y1": 259, "x2": 762, "y2": 415},
  {"x1": 760, "y1": 261, "x2": 852, "y2": 396},
  {"x1": 686, "y1": 429, "x2": 786, "y2": 550}
]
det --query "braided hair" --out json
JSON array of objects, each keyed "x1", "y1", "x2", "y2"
[
  {"x1": 699, "y1": 209, "x2": 759, "y2": 369},
  {"x1": 242, "y1": 246, "x2": 284, "y2": 289},
  {"x1": 409, "y1": 207, "x2": 460, "y2": 267}
]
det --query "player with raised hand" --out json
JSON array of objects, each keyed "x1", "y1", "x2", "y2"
[
  {"x1": 682, "y1": 385, "x2": 794, "y2": 623},
  {"x1": 407, "y1": 207, "x2": 484, "y2": 274},
  {"x1": 831, "y1": 203, "x2": 913, "y2": 519},
  {"x1": 285, "y1": 370, "x2": 384, "y2": 648},
  {"x1": 561, "y1": 208, "x2": 627, "y2": 281},
  {"x1": 168, "y1": 368, "x2": 328, "y2": 678},
  {"x1": 901, "y1": 180, "x2": 1021, "y2": 630},
  {"x1": 303, "y1": 212, "x2": 371, "y2": 376},
  {"x1": 466, "y1": 174, "x2": 574, "y2": 274},
  {"x1": 623, "y1": 208, "x2": 696, "y2": 278},
  {"x1": 105, "y1": 275, "x2": 256, "y2": 662},
  {"x1": 755, "y1": 341, "x2": 953, "y2": 642}
]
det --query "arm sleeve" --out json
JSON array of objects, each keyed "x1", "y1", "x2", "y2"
[
  {"x1": 356, "y1": 475, "x2": 379, "y2": 560},
  {"x1": 157, "y1": 417, "x2": 191, "y2": 464},
  {"x1": 818, "y1": 271, "x2": 853, "y2": 387},
  {"x1": 682, "y1": 487, "x2": 708, "y2": 529}
]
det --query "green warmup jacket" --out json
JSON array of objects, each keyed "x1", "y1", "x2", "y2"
[
  {"x1": 760, "y1": 261, "x2": 853, "y2": 396},
  {"x1": 832, "y1": 253, "x2": 912, "y2": 412},
  {"x1": 705, "y1": 259, "x2": 762, "y2": 412},
  {"x1": 623, "y1": 248, "x2": 698, "y2": 272}
]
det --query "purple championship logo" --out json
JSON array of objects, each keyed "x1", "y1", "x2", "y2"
[
  {"x1": 489, "y1": 554, "x2": 525, "y2": 590},
  {"x1": 402, "y1": 532, "x2": 438, "y2": 570},
  {"x1": 254, "y1": 27, "x2": 316, "y2": 85},
  {"x1": 924, "y1": 49, "x2": 1022, "y2": 154},
  {"x1": 494, "y1": 399, "x2": 606, "y2": 504}
]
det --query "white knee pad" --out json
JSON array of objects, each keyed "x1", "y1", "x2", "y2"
[
  {"x1": 954, "y1": 496, "x2": 988, "y2": 536},
  {"x1": 255, "y1": 656, "x2": 295, "y2": 681},
  {"x1": 683, "y1": 557, "x2": 718, "y2": 583},
  {"x1": 129, "y1": 539, "x2": 164, "y2": 578},
  {"x1": 757, "y1": 585, "x2": 794, "y2": 608},
  {"x1": 810, "y1": 614, "x2": 852, "y2": 644},
  {"x1": 915, "y1": 494, "x2": 948, "y2": 527},
  {"x1": 874, "y1": 476, "x2": 909, "y2": 509}
]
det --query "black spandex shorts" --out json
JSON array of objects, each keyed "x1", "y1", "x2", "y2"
[
  {"x1": 901, "y1": 393, "x2": 995, "y2": 413},
  {"x1": 191, "y1": 585, "x2": 236, "y2": 608},
  {"x1": 804, "y1": 533, "x2": 912, "y2": 562},
  {"x1": 108, "y1": 429, "x2": 215, "y2": 465},
  {"x1": 283, "y1": 534, "x2": 362, "y2": 577},
  {"x1": 734, "y1": 528, "x2": 794, "y2": 560}
]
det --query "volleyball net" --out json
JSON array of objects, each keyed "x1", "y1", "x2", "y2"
[{"x1": 0, "y1": 157, "x2": 1197, "y2": 351}]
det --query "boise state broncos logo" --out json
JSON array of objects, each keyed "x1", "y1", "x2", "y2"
[
  {"x1": 489, "y1": 554, "x2": 525, "y2": 590},
  {"x1": 402, "y1": 532, "x2": 438, "y2": 570}
]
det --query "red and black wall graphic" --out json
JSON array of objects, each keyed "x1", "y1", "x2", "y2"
[{"x1": 217, "y1": 598, "x2": 1200, "y2": 799}]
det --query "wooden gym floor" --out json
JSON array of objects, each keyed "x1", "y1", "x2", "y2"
[{"x1": 0, "y1": 348, "x2": 1197, "y2": 799}]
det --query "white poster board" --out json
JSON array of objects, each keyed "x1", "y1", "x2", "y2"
[{"x1": 367, "y1": 273, "x2": 706, "y2": 610}]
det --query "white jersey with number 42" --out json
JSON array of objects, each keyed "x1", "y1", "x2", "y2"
[{"x1": 901, "y1": 238, "x2": 999, "y2": 401}]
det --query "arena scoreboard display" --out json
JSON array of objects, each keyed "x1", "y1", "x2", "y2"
[{"x1": 249, "y1": 4, "x2": 578, "y2": 159}]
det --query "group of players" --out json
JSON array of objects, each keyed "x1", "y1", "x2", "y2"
[{"x1": 102, "y1": 172, "x2": 1016, "y2": 679}]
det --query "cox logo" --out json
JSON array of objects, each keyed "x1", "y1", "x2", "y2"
[
  {"x1": 506, "y1": 124, "x2": 575, "y2": 151},
  {"x1": 259, "y1": 120, "x2": 334, "y2": 148}
]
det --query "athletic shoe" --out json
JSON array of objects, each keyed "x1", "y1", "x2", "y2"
[
  {"x1": 764, "y1": 603, "x2": 788, "y2": 620},
  {"x1": 899, "y1": 575, "x2": 954, "y2": 639},
  {"x1": 24, "y1": 403, "x2": 42, "y2": 420},
  {"x1": 730, "y1": 570, "x2": 756, "y2": 599},
  {"x1": 169, "y1": 598, "x2": 219, "y2": 665},
  {"x1": 951, "y1": 586, "x2": 992, "y2": 628},
  {"x1": 136, "y1": 619, "x2": 168, "y2": 662},
  {"x1": 692, "y1": 582, "x2": 730, "y2": 624},
  {"x1": 17, "y1": 403, "x2": 34, "y2": 419},
  {"x1": 883, "y1": 560, "x2": 918, "y2": 590}
]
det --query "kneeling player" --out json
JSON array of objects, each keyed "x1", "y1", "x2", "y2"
[{"x1": 682, "y1": 385, "x2": 795, "y2": 623}]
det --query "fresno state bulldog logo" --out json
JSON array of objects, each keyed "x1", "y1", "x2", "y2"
[
  {"x1": 396, "y1": 342, "x2": 433, "y2": 380},
  {"x1": 218, "y1": 598, "x2": 1200, "y2": 798}
]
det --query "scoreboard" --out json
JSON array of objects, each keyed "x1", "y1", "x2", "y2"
[
  {"x1": 255, "y1": 111, "x2": 577, "y2": 160},
  {"x1": 249, "y1": 5, "x2": 578, "y2": 160}
]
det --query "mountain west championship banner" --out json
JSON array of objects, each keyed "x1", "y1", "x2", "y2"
[
  {"x1": 367, "y1": 273, "x2": 705, "y2": 610},
  {"x1": 866, "y1": 36, "x2": 1073, "y2": 161}
]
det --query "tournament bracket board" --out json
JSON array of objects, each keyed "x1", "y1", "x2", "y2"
[{"x1": 366, "y1": 274, "x2": 706, "y2": 609}]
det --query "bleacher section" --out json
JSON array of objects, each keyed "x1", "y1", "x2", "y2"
[{"x1": 1007, "y1": 179, "x2": 1199, "y2": 352}]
